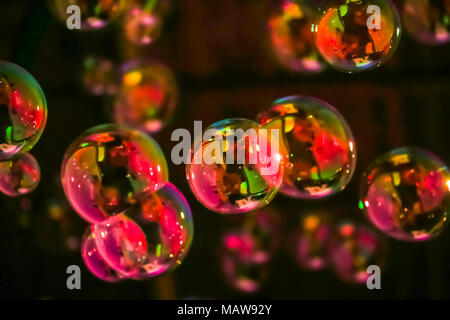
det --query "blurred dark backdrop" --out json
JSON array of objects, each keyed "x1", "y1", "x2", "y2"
[{"x1": 0, "y1": 0, "x2": 450, "y2": 299}]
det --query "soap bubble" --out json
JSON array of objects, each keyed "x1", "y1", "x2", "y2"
[
  {"x1": 268, "y1": 0, "x2": 326, "y2": 73},
  {"x1": 81, "y1": 228, "x2": 125, "y2": 282},
  {"x1": 61, "y1": 124, "x2": 169, "y2": 224},
  {"x1": 186, "y1": 118, "x2": 283, "y2": 214},
  {"x1": 0, "y1": 152, "x2": 40, "y2": 197},
  {"x1": 114, "y1": 60, "x2": 178, "y2": 133},
  {"x1": 360, "y1": 147, "x2": 450, "y2": 242},
  {"x1": 257, "y1": 95, "x2": 356, "y2": 200},
  {"x1": 403, "y1": 0, "x2": 450, "y2": 45},
  {"x1": 92, "y1": 183, "x2": 193, "y2": 278},
  {"x1": 83, "y1": 56, "x2": 118, "y2": 96},
  {"x1": 328, "y1": 221, "x2": 385, "y2": 284},
  {"x1": 220, "y1": 230, "x2": 270, "y2": 293},
  {"x1": 313, "y1": 0, "x2": 401, "y2": 72},
  {"x1": 51, "y1": 0, "x2": 126, "y2": 31},
  {"x1": 293, "y1": 211, "x2": 332, "y2": 270},
  {"x1": 0, "y1": 61, "x2": 47, "y2": 161},
  {"x1": 123, "y1": 0, "x2": 171, "y2": 45}
]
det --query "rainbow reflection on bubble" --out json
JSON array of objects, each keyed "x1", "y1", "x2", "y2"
[
  {"x1": 92, "y1": 183, "x2": 194, "y2": 279},
  {"x1": 313, "y1": 0, "x2": 401, "y2": 72},
  {"x1": 83, "y1": 56, "x2": 118, "y2": 96},
  {"x1": 51, "y1": 0, "x2": 126, "y2": 31},
  {"x1": 257, "y1": 96, "x2": 356, "y2": 200},
  {"x1": 0, "y1": 152, "x2": 40, "y2": 197},
  {"x1": 403, "y1": 0, "x2": 450, "y2": 45},
  {"x1": 61, "y1": 124, "x2": 168, "y2": 224},
  {"x1": 186, "y1": 118, "x2": 283, "y2": 214},
  {"x1": 0, "y1": 61, "x2": 47, "y2": 161},
  {"x1": 268, "y1": 0, "x2": 326, "y2": 73},
  {"x1": 114, "y1": 60, "x2": 178, "y2": 133},
  {"x1": 360, "y1": 147, "x2": 450, "y2": 242},
  {"x1": 328, "y1": 221, "x2": 385, "y2": 284}
]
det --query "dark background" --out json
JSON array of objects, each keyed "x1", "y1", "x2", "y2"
[{"x1": 0, "y1": 0, "x2": 450, "y2": 299}]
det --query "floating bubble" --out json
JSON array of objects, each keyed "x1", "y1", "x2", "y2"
[
  {"x1": 81, "y1": 227, "x2": 125, "y2": 282},
  {"x1": 61, "y1": 124, "x2": 169, "y2": 224},
  {"x1": 51, "y1": 0, "x2": 126, "y2": 31},
  {"x1": 186, "y1": 118, "x2": 283, "y2": 214},
  {"x1": 268, "y1": 0, "x2": 326, "y2": 73},
  {"x1": 221, "y1": 231, "x2": 270, "y2": 294},
  {"x1": 360, "y1": 147, "x2": 450, "y2": 242},
  {"x1": 0, "y1": 61, "x2": 47, "y2": 161},
  {"x1": 257, "y1": 96, "x2": 356, "y2": 199},
  {"x1": 114, "y1": 60, "x2": 178, "y2": 133},
  {"x1": 403, "y1": 0, "x2": 450, "y2": 45},
  {"x1": 83, "y1": 56, "x2": 118, "y2": 96},
  {"x1": 313, "y1": 0, "x2": 401, "y2": 72},
  {"x1": 293, "y1": 211, "x2": 332, "y2": 270},
  {"x1": 123, "y1": 0, "x2": 171, "y2": 45},
  {"x1": 0, "y1": 152, "x2": 40, "y2": 197},
  {"x1": 328, "y1": 221, "x2": 385, "y2": 284},
  {"x1": 93, "y1": 183, "x2": 193, "y2": 278}
]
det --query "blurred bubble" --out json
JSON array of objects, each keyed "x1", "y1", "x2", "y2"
[
  {"x1": 61, "y1": 124, "x2": 169, "y2": 224},
  {"x1": 114, "y1": 60, "x2": 178, "y2": 133},
  {"x1": 83, "y1": 56, "x2": 118, "y2": 95},
  {"x1": 81, "y1": 227, "x2": 125, "y2": 282},
  {"x1": 0, "y1": 61, "x2": 47, "y2": 161},
  {"x1": 123, "y1": 0, "x2": 171, "y2": 45},
  {"x1": 360, "y1": 147, "x2": 450, "y2": 242},
  {"x1": 328, "y1": 221, "x2": 385, "y2": 284},
  {"x1": 403, "y1": 0, "x2": 450, "y2": 45},
  {"x1": 268, "y1": 0, "x2": 326, "y2": 73},
  {"x1": 51, "y1": 0, "x2": 126, "y2": 31},
  {"x1": 93, "y1": 183, "x2": 194, "y2": 278},
  {"x1": 293, "y1": 211, "x2": 333, "y2": 270},
  {"x1": 186, "y1": 118, "x2": 283, "y2": 214},
  {"x1": 313, "y1": 0, "x2": 401, "y2": 72},
  {"x1": 0, "y1": 152, "x2": 40, "y2": 197},
  {"x1": 257, "y1": 95, "x2": 356, "y2": 200}
]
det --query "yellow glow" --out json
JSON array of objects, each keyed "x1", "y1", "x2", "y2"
[{"x1": 123, "y1": 71, "x2": 142, "y2": 86}]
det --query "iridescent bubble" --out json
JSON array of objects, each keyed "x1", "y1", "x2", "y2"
[
  {"x1": 313, "y1": 0, "x2": 401, "y2": 72},
  {"x1": 93, "y1": 183, "x2": 194, "y2": 278},
  {"x1": 0, "y1": 61, "x2": 47, "y2": 161},
  {"x1": 83, "y1": 56, "x2": 118, "y2": 96},
  {"x1": 51, "y1": 0, "x2": 126, "y2": 31},
  {"x1": 220, "y1": 231, "x2": 270, "y2": 294},
  {"x1": 123, "y1": 0, "x2": 171, "y2": 45},
  {"x1": 81, "y1": 227, "x2": 125, "y2": 282},
  {"x1": 293, "y1": 211, "x2": 332, "y2": 270},
  {"x1": 0, "y1": 152, "x2": 40, "y2": 197},
  {"x1": 186, "y1": 118, "x2": 283, "y2": 214},
  {"x1": 61, "y1": 124, "x2": 169, "y2": 224},
  {"x1": 257, "y1": 96, "x2": 356, "y2": 200},
  {"x1": 360, "y1": 147, "x2": 450, "y2": 242},
  {"x1": 268, "y1": 0, "x2": 326, "y2": 73},
  {"x1": 328, "y1": 221, "x2": 385, "y2": 284},
  {"x1": 114, "y1": 60, "x2": 178, "y2": 133},
  {"x1": 403, "y1": 0, "x2": 450, "y2": 45}
]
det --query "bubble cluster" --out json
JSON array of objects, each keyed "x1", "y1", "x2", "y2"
[
  {"x1": 403, "y1": 0, "x2": 450, "y2": 45},
  {"x1": 61, "y1": 124, "x2": 169, "y2": 224},
  {"x1": 51, "y1": 0, "x2": 126, "y2": 31},
  {"x1": 186, "y1": 118, "x2": 283, "y2": 214},
  {"x1": 114, "y1": 60, "x2": 178, "y2": 133},
  {"x1": 123, "y1": 0, "x2": 171, "y2": 45},
  {"x1": 0, "y1": 152, "x2": 40, "y2": 197},
  {"x1": 0, "y1": 61, "x2": 47, "y2": 161},
  {"x1": 360, "y1": 147, "x2": 450, "y2": 242},
  {"x1": 257, "y1": 96, "x2": 356, "y2": 200},
  {"x1": 328, "y1": 221, "x2": 385, "y2": 284},
  {"x1": 83, "y1": 56, "x2": 118, "y2": 96},
  {"x1": 268, "y1": 0, "x2": 326, "y2": 73},
  {"x1": 313, "y1": 0, "x2": 401, "y2": 72}
]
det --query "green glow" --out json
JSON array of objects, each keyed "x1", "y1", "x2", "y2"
[
  {"x1": 358, "y1": 200, "x2": 364, "y2": 210},
  {"x1": 5, "y1": 126, "x2": 12, "y2": 142},
  {"x1": 156, "y1": 244, "x2": 162, "y2": 257},
  {"x1": 339, "y1": 5, "x2": 348, "y2": 17}
]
